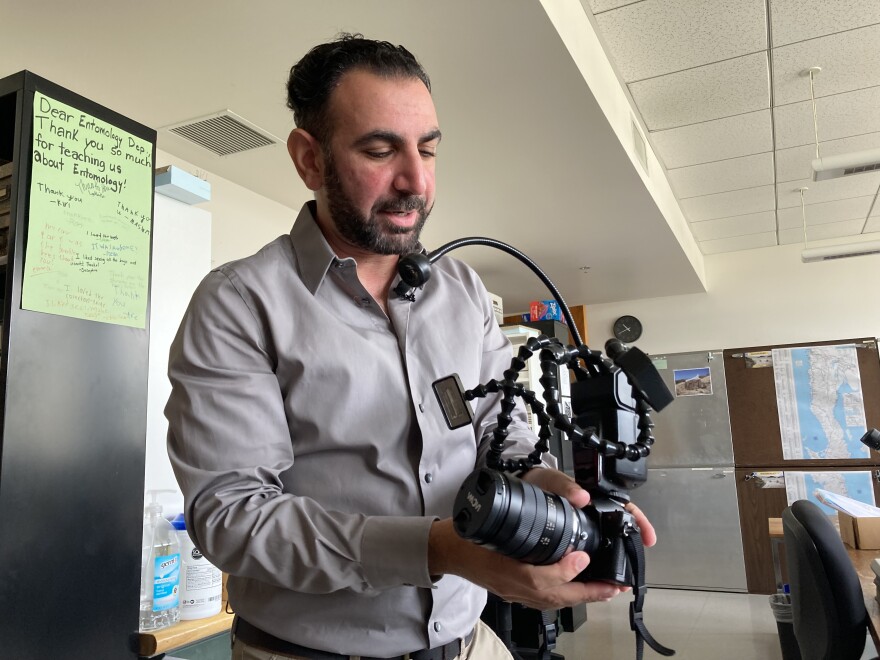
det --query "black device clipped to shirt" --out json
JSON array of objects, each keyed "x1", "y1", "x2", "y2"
[{"x1": 398, "y1": 238, "x2": 676, "y2": 660}]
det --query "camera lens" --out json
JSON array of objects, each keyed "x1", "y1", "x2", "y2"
[{"x1": 452, "y1": 468, "x2": 598, "y2": 565}]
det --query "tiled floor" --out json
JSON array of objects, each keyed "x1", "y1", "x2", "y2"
[{"x1": 549, "y1": 588, "x2": 878, "y2": 660}]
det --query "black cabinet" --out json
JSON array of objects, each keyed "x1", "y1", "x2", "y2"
[{"x1": 0, "y1": 71, "x2": 155, "y2": 658}]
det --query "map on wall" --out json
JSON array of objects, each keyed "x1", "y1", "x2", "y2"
[
  {"x1": 23, "y1": 91, "x2": 153, "y2": 328},
  {"x1": 773, "y1": 344, "x2": 869, "y2": 460},
  {"x1": 785, "y1": 470, "x2": 876, "y2": 516}
]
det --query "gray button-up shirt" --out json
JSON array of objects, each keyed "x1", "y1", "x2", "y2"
[{"x1": 165, "y1": 202, "x2": 545, "y2": 656}]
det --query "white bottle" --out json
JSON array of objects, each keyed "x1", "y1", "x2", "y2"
[
  {"x1": 139, "y1": 490, "x2": 181, "y2": 631},
  {"x1": 171, "y1": 513, "x2": 223, "y2": 620}
]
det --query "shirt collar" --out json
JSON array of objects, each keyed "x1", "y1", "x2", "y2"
[
  {"x1": 290, "y1": 201, "x2": 345, "y2": 296},
  {"x1": 289, "y1": 200, "x2": 429, "y2": 296}
]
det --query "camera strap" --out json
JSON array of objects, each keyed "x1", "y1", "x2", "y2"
[{"x1": 623, "y1": 530, "x2": 676, "y2": 659}]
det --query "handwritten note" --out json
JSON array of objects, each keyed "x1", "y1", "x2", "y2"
[{"x1": 23, "y1": 91, "x2": 153, "y2": 328}]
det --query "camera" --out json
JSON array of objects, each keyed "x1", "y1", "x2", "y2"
[
  {"x1": 453, "y1": 468, "x2": 636, "y2": 584},
  {"x1": 441, "y1": 338, "x2": 672, "y2": 587}
]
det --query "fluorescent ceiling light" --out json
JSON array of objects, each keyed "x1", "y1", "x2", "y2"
[
  {"x1": 812, "y1": 147, "x2": 880, "y2": 181},
  {"x1": 801, "y1": 239, "x2": 880, "y2": 262}
]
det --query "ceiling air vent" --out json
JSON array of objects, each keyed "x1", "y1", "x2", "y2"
[{"x1": 164, "y1": 110, "x2": 282, "y2": 157}]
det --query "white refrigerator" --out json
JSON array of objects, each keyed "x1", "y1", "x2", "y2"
[{"x1": 633, "y1": 350, "x2": 748, "y2": 592}]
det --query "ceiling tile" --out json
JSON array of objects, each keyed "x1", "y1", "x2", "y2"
[
  {"x1": 872, "y1": 198, "x2": 880, "y2": 217},
  {"x1": 700, "y1": 231, "x2": 777, "y2": 254},
  {"x1": 594, "y1": 0, "x2": 766, "y2": 82},
  {"x1": 774, "y1": 86, "x2": 880, "y2": 149},
  {"x1": 864, "y1": 216, "x2": 880, "y2": 232},
  {"x1": 629, "y1": 52, "x2": 769, "y2": 131},
  {"x1": 770, "y1": 0, "x2": 880, "y2": 47},
  {"x1": 669, "y1": 152, "x2": 774, "y2": 199},
  {"x1": 775, "y1": 143, "x2": 819, "y2": 183},
  {"x1": 779, "y1": 218, "x2": 867, "y2": 245},
  {"x1": 680, "y1": 185, "x2": 776, "y2": 222},
  {"x1": 777, "y1": 172, "x2": 880, "y2": 208},
  {"x1": 776, "y1": 132, "x2": 880, "y2": 183},
  {"x1": 772, "y1": 25, "x2": 880, "y2": 105},
  {"x1": 689, "y1": 210, "x2": 776, "y2": 241},
  {"x1": 586, "y1": 0, "x2": 642, "y2": 14},
  {"x1": 651, "y1": 110, "x2": 772, "y2": 169},
  {"x1": 777, "y1": 196, "x2": 874, "y2": 229}
]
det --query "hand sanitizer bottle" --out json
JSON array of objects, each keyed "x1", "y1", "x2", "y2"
[
  {"x1": 139, "y1": 490, "x2": 181, "y2": 631},
  {"x1": 171, "y1": 513, "x2": 223, "y2": 620}
]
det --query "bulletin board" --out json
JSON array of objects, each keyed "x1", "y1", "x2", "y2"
[
  {"x1": 725, "y1": 336, "x2": 880, "y2": 593},
  {"x1": 723, "y1": 337, "x2": 880, "y2": 468}
]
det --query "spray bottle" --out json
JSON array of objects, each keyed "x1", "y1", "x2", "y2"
[{"x1": 139, "y1": 490, "x2": 181, "y2": 631}]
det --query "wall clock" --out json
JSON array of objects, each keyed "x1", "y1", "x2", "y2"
[{"x1": 612, "y1": 315, "x2": 643, "y2": 343}]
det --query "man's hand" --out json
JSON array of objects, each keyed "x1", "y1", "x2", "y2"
[
  {"x1": 429, "y1": 518, "x2": 623, "y2": 610},
  {"x1": 428, "y1": 468, "x2": 657, "y2": 610},
  {"x1": 523, "y1": 468, "x2": 657, "y2": 548}
]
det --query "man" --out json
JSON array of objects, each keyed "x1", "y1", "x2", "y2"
[{"x1": 166, "y1": 34, "x2": 655, "y2": 660}]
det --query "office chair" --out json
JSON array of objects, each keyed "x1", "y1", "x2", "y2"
[{"x1": 782, "y1": 499, "x2": 870, "y2": 660}]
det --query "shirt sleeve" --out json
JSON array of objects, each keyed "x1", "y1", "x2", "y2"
[{"x1": 165, "y1": 269, "x2": 434, "y2": 595}]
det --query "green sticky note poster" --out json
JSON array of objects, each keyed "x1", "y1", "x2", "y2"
[{"x1": 23, "y1": 91, "x2": 153, "y2": 328}]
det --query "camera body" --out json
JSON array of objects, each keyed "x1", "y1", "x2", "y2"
[
  {"x1": 576, "y1": 496, "x2": 636, "y2": 585},
  {"x1": 448, "y1": 347, "x2": 661, "y2": 587}
]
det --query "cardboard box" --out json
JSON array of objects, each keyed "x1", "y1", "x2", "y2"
[
  {"x1": 838, "y1": 511, "x2": 880, "y2": 549},
  {"x1": 487, "y1": 291, "x2": 503, "y2": 325},
  {"x1": 871, "y1": 559, "x2": 880, "y2": 605},
  {"x1": 529, "y1": 300, "x2": 563, "y2": 322}
]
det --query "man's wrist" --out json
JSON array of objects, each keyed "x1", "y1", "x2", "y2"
[{"x1": 428, "y1": 518, "x2": 462, "y2": 578}]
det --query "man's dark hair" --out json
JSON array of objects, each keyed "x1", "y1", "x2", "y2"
[{"x1": 286, "y1": 33, "x2": 431, "y2": 146}]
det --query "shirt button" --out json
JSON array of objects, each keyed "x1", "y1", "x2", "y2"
[
  {"x1": 434, "y1": 622, "x2": 442, "y2": 633},
  {"x1": 424, "y1": 473, "x2": 433, "y2": 483},
  {"x1": 419, "y1": 403, "x2": 425, "y2": 413}
]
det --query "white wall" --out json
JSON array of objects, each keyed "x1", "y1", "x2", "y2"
[
  {"x1": 143, "y1": 194, "x2": 212, "y2": 515},
  {"x1": 584, "y1": 241, "x2": 880, "y2": 355},
  {"x1": 155, "y1": 149, "x2": 301, "y2": 268}
]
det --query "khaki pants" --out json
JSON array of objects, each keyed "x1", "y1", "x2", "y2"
[{"x1": 231, "y1": 619, "x2": 513, "y2": 660}]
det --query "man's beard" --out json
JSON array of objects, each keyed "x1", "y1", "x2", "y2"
[{"x1": 324, "y1": 158, "x2": 431, "y2": 256}]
